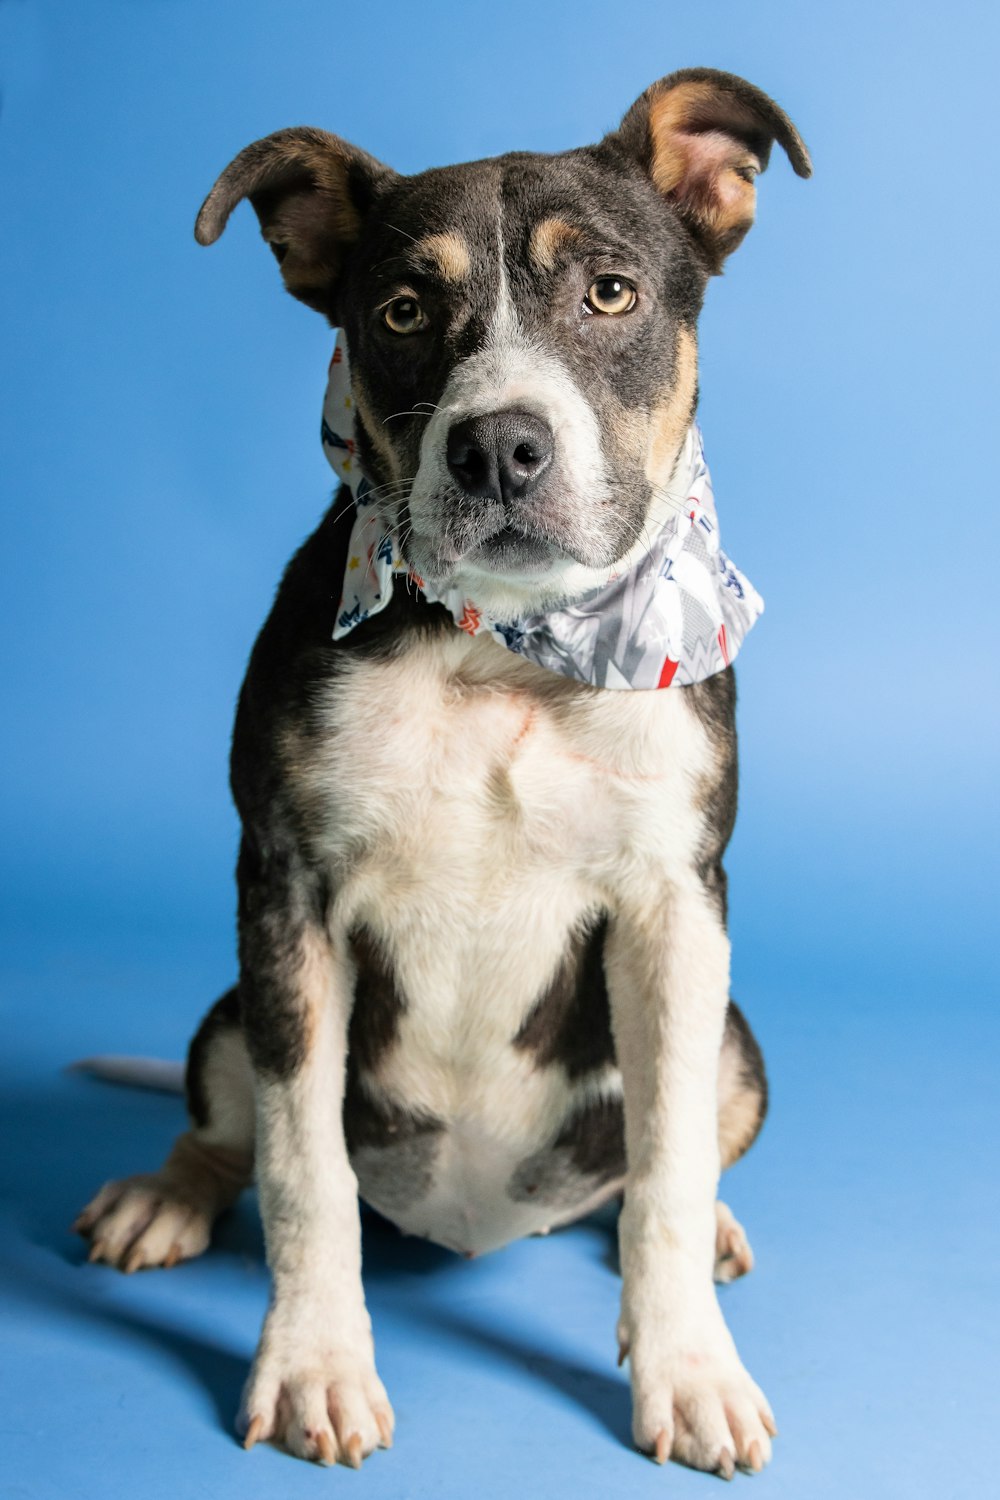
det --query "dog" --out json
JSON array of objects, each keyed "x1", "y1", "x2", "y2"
[{"x1": 74, "y1": 67, "x2": 810, "y2": 1479}]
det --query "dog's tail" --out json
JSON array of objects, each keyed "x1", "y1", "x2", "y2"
[{"x1": 68, "y1": 1055, "x2": 186, "y2": 1094}]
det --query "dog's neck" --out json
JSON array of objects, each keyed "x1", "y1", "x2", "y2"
[{"x1": 321, "y1": 333, "x2": 763, "y2": 691}]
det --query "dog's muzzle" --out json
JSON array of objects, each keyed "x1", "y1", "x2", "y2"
[{"x1": 322, "y1": 330, "x2": 764, "y2": 690}]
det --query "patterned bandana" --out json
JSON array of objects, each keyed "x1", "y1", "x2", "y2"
[{"x1": 321, "y1": 332, "x2": 763, "y2": 690}]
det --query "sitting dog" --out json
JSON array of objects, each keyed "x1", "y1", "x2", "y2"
[{"x1": 75, "y1": 67, "x2": 810, "y2": 1479}]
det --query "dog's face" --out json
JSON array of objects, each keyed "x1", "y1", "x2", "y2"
[
  {"x1": 338, "y1": 153, "x2": 706, "y2": 616},
  {"x1": 197, "y1": 70, "x2": 809, "y2": 615}
]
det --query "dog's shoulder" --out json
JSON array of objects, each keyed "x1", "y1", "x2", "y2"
[{"x1": 229, "y1": 489, "x2": 451, "y2": 817}]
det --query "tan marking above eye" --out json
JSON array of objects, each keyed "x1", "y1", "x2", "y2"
[
  {"x1": 529, "y1": 217, "x2": 583, "y2": 273},
  {"x1": 585, "y1": 276, "x2": 637, "y2": 315},
  {"x1": 413, "y1": 230, "x2": 471, "y2": 282},
  {"x1": 383, "y1": 296, "x2": 427, "y2": 334}
]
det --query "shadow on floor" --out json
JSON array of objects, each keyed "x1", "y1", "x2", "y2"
[{"x1": 1, "y1": 1068, "x2": 630, "y2": 1450}]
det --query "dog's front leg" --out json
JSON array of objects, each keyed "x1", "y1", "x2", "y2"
[
  {"x1": 607, "y1": 882, "x2": 775, "y2": 1478},
  {"x1": 237, "y1": 860, "x2": 393, "y2": 1467}
]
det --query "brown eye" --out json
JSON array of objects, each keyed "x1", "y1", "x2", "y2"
[
  {"x1": 585, "y1": 276, "x2": 636, "y2": 316},
  {"x1": 383, "y1": 296, "x2": 427, "y2": 334}
]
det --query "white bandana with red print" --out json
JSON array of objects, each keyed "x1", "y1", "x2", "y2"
[{"x1": 322, "y1": 332, "x2": 763, "y2": 689}]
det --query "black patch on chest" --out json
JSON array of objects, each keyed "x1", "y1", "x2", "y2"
[
  {"x1": 508, "y1": 1094, "x2": 626, "y2": 1208},
  {"x1": 347, "y1": 926, "x2": 408, "y2": 1070},
  {"x1": 343, "y1": 1079, "x2": 444, "y2": 1212},
  {"x1": 512, "y1": 915, "x2": 616, "y2": 1079},
  {"x1": 507, "y1": 920, "x2": 633, "y2": 1208},
  {"x1": 342, "y1": 926, "x2": 445, "y2": 1211}
]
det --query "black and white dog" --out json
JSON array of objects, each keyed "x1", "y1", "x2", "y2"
[{"x1": 76, "y1": 68, "x2": 810, "y2": 1479}]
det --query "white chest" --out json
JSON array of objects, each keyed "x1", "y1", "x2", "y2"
[
  {"x1": 302, "y1": 638, "x2": 704, "y2": 1123},
  {"x1": 290, "y1": 633, "x2": 719, "y2": 1252},
  {"x1": 304, "y1": 632, "x2": 713, "y2": 895}
]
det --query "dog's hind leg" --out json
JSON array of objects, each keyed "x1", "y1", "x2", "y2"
[
  {"x1": 713, "y1": 1000, "x2": 767, "y2": 1284},
  {"x1": 75, "y1": 987, "x2": 255, "y2": 1272}
]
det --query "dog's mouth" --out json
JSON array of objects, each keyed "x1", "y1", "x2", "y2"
[
  {"x1": 468, "y1": 522, "x2": 558, "y2": 574},
  {"x1": 403, "y1": 480, "x2": 641, "y2": 603},
  {"x1": 410, "y1": 507, "x2": 566, "y2": 579}
]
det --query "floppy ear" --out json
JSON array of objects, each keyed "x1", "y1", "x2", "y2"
[
  {"x1": 612, "y1": 68, "x2": 811, "y2": 271},
  {"x1": 194, "y1": 128, "x2": 398, "y2": 318}
]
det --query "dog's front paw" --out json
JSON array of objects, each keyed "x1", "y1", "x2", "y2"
[
  {"x1": 629, "y1": 1341, "x2": 776, "y2": 1478},
  {"x1": 240, "y1": 1323, "x2": 394, "y2": 1468}
]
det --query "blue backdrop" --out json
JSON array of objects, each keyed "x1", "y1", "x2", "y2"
[{"x1": 2, "y1": 3, "x2": 997, "y2": 1498}]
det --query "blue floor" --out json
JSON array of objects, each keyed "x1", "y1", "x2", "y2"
[
  {"x1": 2, "y1": 925, "x2": 996, "y2": 1500},
  {"x1": 3, "y1": 2, "x2": 998, "y2": 1495}
]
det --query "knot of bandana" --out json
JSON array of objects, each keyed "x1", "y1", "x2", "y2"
[{"x1": 321, "y1": 332, "x2": 763, "y2": 690}]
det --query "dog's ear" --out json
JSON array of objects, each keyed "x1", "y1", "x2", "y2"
[
  {"x1": 611, "y1": 68, "x2": 811, "y2": 271},
  {"x1": 194, "y1": 128, "x2": 398, "y2": 319}
]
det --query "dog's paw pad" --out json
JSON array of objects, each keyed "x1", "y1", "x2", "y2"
[
  {"x1": 75, "y1": 1175, "x2": 212, "y2": 1271},
  {"x1": 713, "y1": 1200, "x2": 754, "y2": 1284}
]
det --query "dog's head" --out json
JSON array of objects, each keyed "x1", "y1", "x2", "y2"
[{"x1": 196, "y1": 69, "x2": 809, "y2": 616}]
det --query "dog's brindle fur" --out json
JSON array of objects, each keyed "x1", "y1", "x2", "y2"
[{"x1": 77, "y1": 69, "x2": 809, "y2": 1478}]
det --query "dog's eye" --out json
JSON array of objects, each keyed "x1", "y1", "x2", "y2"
[
  {"x1": 584, "y1": 277, "x2": 637, "y2": 316},
  {"x1": 383, "y1": 297, "x2": 428, "y2": 335}
]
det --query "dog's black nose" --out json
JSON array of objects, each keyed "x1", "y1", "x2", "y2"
[{"x1": 446, "y1": 410, "x2": 554, "y2": 503}]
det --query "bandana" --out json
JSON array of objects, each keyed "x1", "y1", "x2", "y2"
[{"x1": 321, "y1": 333, "x2": 763, "y2": 690}]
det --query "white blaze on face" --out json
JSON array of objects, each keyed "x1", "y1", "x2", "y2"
[{"x1": 406, "y1": 235, "x2": 616, "y2": 615}]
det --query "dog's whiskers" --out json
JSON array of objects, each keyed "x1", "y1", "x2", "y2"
[
  {"x1": 359, "y1": 477, "x2": 417, "y2": 505},
  {"x1": 381, "y1": 220, "x2": 419, "y2": 245}
]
